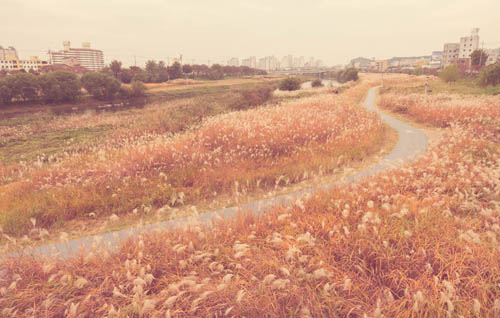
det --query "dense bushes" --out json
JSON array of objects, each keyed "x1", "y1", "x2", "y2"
[
  {"x1": 311, "y1": 79, "x2": 323, "y2": 87},
  {"x1": 130, "y1": 80, "x2": 147, "y2": 97},
  {"x1": 0, "y1": 71, "x2": 147, "y2": 106},
  {"x1": 439, "y1": 64, "x2": 460, "y2": 83},
  {"x1": 279, "y1": 77, "x2": 301, "y2": 91},
  {"x1": 477, "y1": 64, "x2": 500, "y2": 87},
  {"x1": 0, "y1": 78, "x2": 12, "y2": 104},
  {"x1": 337, "y1": 68, "x2": 358, "y2": 83},
  {"x1": 39, "y1": 71, "x2": 81, "y2": 103},
  {"x1": 231, "y1": 85, "x2": 274, "y2": 110},
  {"x1": 0, "y1": 71, "x2": 81, "y2": 105},
  {"x1": 8, "y1": 73, "x2": 40, "y2": 102},
  {"x1": 81, "y1": 72, "x2": 121, "y2": 100}
]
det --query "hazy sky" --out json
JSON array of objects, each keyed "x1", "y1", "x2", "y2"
[{"x1": 2, "y1": 0, "x2": 499, "y2": 67}]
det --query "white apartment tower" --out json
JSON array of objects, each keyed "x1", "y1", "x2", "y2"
[
  {"x1": 241, "y1": 56, "x2": 257, "y2": 68},
  {"x1": 459, "y1": 28, "x2": 480, "y2": 59},
  {"x1": 227, "y1": 57, "x2": 240, "y2": 66},
  {"x1": 49, "y1": 41, "x2": 105, "y2": 71}
]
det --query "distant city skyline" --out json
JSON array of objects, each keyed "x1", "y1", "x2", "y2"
[{"x1": 2, "y1": 0, "x2": 499, "y2": 67}]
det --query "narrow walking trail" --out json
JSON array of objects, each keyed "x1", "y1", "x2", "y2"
[{"x1": 11, "y1": 86, "x2": 428, "y2": 259}]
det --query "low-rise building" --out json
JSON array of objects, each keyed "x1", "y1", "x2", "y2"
[
  {"x1": 442, "y1": 43, "x2": 460, "y2": 67},
  {"x1": 485, "y1": 48, "x2": 500, "y2": 66},
  {"x1": 0, "y1": 46, "x2": 49, "y2": 72}
]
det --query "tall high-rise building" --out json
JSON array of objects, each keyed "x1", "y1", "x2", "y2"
[
  {"x1": 49, "y1": 41, "x2": 104, "y2": 71},
  {"x1": 227, "y1": 57, "x2": 240, "y2": 66},
  {"x1": 281, "y1": 55, "x2": 293, "y2": 69}
]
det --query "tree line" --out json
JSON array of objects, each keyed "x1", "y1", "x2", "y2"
[
  {"x1": 0, "y1": 71, "x2": 146, "y2": 105},
  {"x1": 105, "y1": 60, "x2": 266, "y2": 84}
]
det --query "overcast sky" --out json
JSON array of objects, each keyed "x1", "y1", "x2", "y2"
[{"x1": 2, "y1": 0, "x2": 499, "y2": 67}]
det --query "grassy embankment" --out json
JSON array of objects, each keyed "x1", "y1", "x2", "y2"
[
  {"x1": 0, "y1": 74, "x2": 498, "y2": 317},
  {"x1": 0, "y1": 78, "x2": 391, "y2": 244},
  {"x1": 381, "y1": 74, "x2": 500, "y2": 96},
  {"x1": 0, "y1": 79, "x2": 283, "y2": 165}
]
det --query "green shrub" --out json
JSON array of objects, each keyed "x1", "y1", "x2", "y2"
[
  {"x1": 130, "y1": 80, "x2": 147, "y2": 97},
  {"x1": 311, "y1": 79, "x2": 323, "y2": 87},
  {"x1": 337, "y1": 68, "x2": 358, "y2": 83},
  {"x1": 7, "y1": 73, "x2": 40, "y2": 102},
  {"x1": 231, "y1": 85, "x2": 273, "y2": 110},
  {"x1": 81, "y1": 72, "x2": 121, "y2": 100},
  {"x1": 39, "y1": 71, "x2": 81, "y2": 103},
  {"x1": 0, "y1": 78, "x2": 12, "y2": 105},
  {"x1": 477, "y1": 64, "x2": 500, "y2": 87},
  {"x1": 440, "y1": 64, "x2": 461, "y2": 83},
  {"x1": 118, "y1": 86, "x2": 132, "y2": 99},
  {"x1": 119, "y1": 69, "x2": 134, "y2": 84},
  {"x1": 279, "y1": 77, "x2": 301, "y2": 91}
]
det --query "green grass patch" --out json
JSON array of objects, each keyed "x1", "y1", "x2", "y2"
[{"x1": 0, "y1": 125, "x2": 112, "y2": 164}]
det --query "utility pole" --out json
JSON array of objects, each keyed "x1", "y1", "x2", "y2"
[{"x1": 479, "y1": 41, "x2": 485, "y2": 69}]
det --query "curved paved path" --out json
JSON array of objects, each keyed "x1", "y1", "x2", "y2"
[{"x1": 10, "y1": 86, "x2": 428, "y2": 259}]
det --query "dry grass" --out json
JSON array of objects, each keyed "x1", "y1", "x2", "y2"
[
  {"x1": 1, "y1": 76, "x2": 499, "y2": 317},
  {"x1": 0, "y1": 80, "x2": 386, "y2": 241},
  {"x1": 0, "y1": 83, "x2": 500, "y2": 317},
  {"x1": 146, "y1": 76, "x2": 283, "y2": 92}
]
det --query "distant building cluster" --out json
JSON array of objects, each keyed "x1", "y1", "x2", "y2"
[
  {"x1": 348, "y1": 28, "x2": 499, "y2": 74},
  {"x1": 229, "y1": 55, "x2": 324, "y2": 71},
  {"x1": 0, "y1": 41, "x2": 105, "y2": 73},
  {"x1": 0, "y1": 46, "x2": 48, "y2": 72}
]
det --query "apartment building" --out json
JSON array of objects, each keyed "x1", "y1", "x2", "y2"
[
  {"x1": 241, "y1": 56, "x2": 256, "y2": 68},
  {"x1": 458, "y1": 28, "x2": 480, "y2": 59},
  {"x1": 48, "y1": 41, "x2": 104, "y2": 71},
  {"x1": 227, "y1": 57, "x2": 239, "y2": 67},
  {"x1": 441, "y1": 43, "x2": 460, "y2": 67},
  {"x1": 0, "y1": 46, "x2": 49, "y2": 72},
  {"x1": 0, "y1": 46, "x2": 18, "y2": 60}
]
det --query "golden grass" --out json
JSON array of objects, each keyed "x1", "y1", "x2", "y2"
[
  {"x1": 0, "y1": 79, "x2": 385, "y2": 241},
  {"x1": 0, "y1": 74, "x2": 499, "y2": 317}
]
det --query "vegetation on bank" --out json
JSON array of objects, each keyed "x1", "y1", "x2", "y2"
[
  {"x1": 1, "y1": 74, "x2": 498, "y2": 317},
  {"x1": 311, "y1": 79, "x2": 324, "y2": 87},
  {"x1": 0, "y1": 71, "x2": 149, "y2": 106},
  {"x1": 0, "y1": 58, "x2": 266, "y2": 107},
  {"x1": 107, "y1": 60, "x2": 266, "y2": 84},
  {"x1": 0, "y1": 82, "x2": 277, "y2": 166},
  {"x1": 279, "y1": 77, "x2": 301, "y2": 91},
  {"x1": 382, "y1": 72, "x2": 500, "y2": 96},
  {"x1": 0, "y1": 81, "x2": 385, "y2": 238}
]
